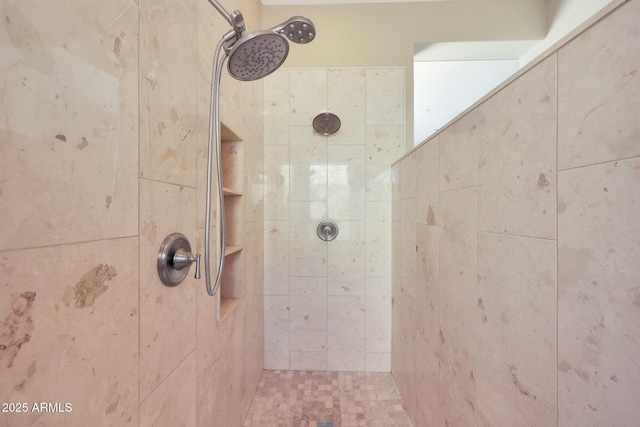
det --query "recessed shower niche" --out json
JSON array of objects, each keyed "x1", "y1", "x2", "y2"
[{"x1": 218, "y1": 123, "x2": 245, "y2": 321}]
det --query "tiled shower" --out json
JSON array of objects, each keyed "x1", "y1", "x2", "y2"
[
  {"x1": 1, "y1": 0, "x2": 639, "y2": 427},
  {"x1": 262, "y1": 68, "x2": 405, "y2": 372},
  {"x1": 391, "y1": 1, "x2": 640, "y2": 426}
]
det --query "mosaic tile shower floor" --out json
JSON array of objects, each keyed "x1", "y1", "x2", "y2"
[{"x1": 242, "y1": 370, "x2": 413, "y2": 427}]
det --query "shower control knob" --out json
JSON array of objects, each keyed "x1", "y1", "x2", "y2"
[
  {"x1": 317, "y1": 220, "x2": 338, "y2": 242},
  {"x1": 157, "y1": 233, "x2": 201, "y2": 287}
]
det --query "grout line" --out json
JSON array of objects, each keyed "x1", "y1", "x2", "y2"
[{"x1": 555, "y1": 52, "x2": 560, "y2": 427}]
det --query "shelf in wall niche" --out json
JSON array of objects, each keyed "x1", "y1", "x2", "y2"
[
  {"x1": 225, "y1": 245, "x2": 243, "y2": 256},
  {"x1": 217, "y1": 249, "x2": 244, "y2": 322},
  {"x1": 223, "y1": 187, "x2": 243, "y2": 196},
  {"x1": 220, "y1": 122, "x2": 241, "y2": 143},
  {"x1": 216, "y1": 120, "x2": 245, "y2": 323}
]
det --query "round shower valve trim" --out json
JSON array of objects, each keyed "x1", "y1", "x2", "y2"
[
  {"x1": 157, "y1": 233, "x2": 201, "y2": 287},
  {"x1": 317, "y1": 220, "x2": 338, "y2": 241}
]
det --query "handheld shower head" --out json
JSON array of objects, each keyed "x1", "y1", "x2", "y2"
[{"x1": 271, "y1": 16, "x2": 316, "y2": 44}]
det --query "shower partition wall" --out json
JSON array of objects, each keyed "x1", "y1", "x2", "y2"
[{"x1": 263, "y1": 67, "x2": 405, "y2": 372}]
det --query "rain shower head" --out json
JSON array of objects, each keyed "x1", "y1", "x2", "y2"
[
  {"x1": 227, "y1": 30, "x2": 289, "y2": 81},
  {"x1": 206, "y1": 0, "x2": 315, "y2": 81}
]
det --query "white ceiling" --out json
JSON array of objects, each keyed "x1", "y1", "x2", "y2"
[{"x1": 261, "y1": 0, "x2": 456, "y2": 5}]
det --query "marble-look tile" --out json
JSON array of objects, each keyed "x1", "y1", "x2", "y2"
[
  {"x1": 197, "y1": 306, "x2": 247, "y2": 427},
  {"x1": 397, "y1": 197, "x2": 417, "y2": 299},
  {"x1": 365, "y1": 352, "x2": 391, "y2": 372},
  {"x1": 328, "y1": 221, "x2": 366, "y2": 296},
  {"x1": 366, "y1": 68, "x2": 404, "y2": 126},
  {"x1": 397, "y1": 151, "x2": 416, "y2": 200},
  {"x1": 416, "y1": 138, "x2": 439, "y2": 226},
  {"x1": 196, "y1": 71, "x2": 217, "y2": 230},
  {"x1": 264, "y1": 220, "x2": 290, "y2": 296},
  {"x1": 0, "y1": 2, "x2": 138, "y2": 251},
  {"x1": 365, "y1": 201, "x2": 392, "y2": 278},
  {"x1": 328, "y1": 145, "x2": 366, "y2": 220},
  {"x1": 139, "y1": 0, "x2": 197, "y2": 187},
  {"x1": 264, "y1": 70, "x2": 291, "y2": 146},
  {"x1": 140, "y1": 351, "x2": 196, "y2": 427},
  {"x1": 290, "y1": 69, "x2": 327, "y2": 126},
  {"x1": 366, "y1": 278, "x2": 392, "y2": 354},
  {"x1": 557, "y1": 0, "x2": 640, "y2": 170},
  {"x1": 290, "y1": 126, "x2": 328, "y2": 202},
  {"x1": 440, "y1": 110, "x2": 478, "y2": 192},
  {"x1": 558, "y1": 158, "x2": 640, "y2": 425},
  {"x1": 194, "y1": 223, "x2": 244, "y2": 378},
  {"x1": 478, "y1": 232, "x2": 557, "y2": 426},
  {"x1": 366, "y1": 126, "x2": 404, "y2": 202},
  {"x1": 391, "y1": 287, "x2": 418, "y2": 421},
  {"x1": 289, "y1": 352, "x2": 328, "y2": 370},
  {"x1": 195, "y1": 0, "x2": 227, "y2": 79},
  {"x1": 415, "y1": 333, "x2": 440, "y2": 427},
  {"x1": 290, "y1": 277, "x2": 328, "y2": 353},
  {"x1": 264, "y1": 296, "x2": 290, "y2": 370},
  {"x1": 439, "y1": 329, "x2": 477, "y2": 427},
  {"x1": 328, "y1": 296, "x2": 366, "y2": 371},
  {"x1": 243, "y1": 136, "x2": 265, "y2": 224},
  {"x1": 439, "y1": 187, "x2": 478, "y2": 357},
  {"x1": 478, "y1": 55, "x2": 557, "y2": 239},
  {"x1": 264, "y1": 145, "x2": 290, "y2": 220},
  {"x1": 0, "y1": 238, "x2": 138, "y2": 426},
  {"x1": 328, "y1": 69, "x2": 366, "y2": 145},
  {"x1": 416, "y1": 224, "x2": 439, "y2": 342},
  {"x1": 139, "y1": 179, "x2": 196, "y2": 400},
  {"x1": 290, "y1": 202, "x2": 328, "y2": 277}
]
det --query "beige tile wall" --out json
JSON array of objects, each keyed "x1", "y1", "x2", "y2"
[
  {"x1": 391, "y1": 0, "x2": 640, "y2": 425},
  {"x1": 0, "y1": 0, "x2": 264, "y2": 425},
  {"x1": 263, "y1": 68, "x2": 405, "y2": 372}
]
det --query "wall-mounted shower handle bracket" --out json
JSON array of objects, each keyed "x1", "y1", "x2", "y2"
[
  {"x1": 207, "y1": 0, "x2": 245, "y2": 32},
  {"x1": 157, "y1": 233, "x2": 201, "y2": 287}
]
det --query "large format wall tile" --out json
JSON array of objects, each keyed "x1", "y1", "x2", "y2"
[
  {"x1": 0, "y1": 1, "x2": 138, "y2": 251},
  {"x1": 290, "y1": 277, "x2": 328, "y2": 353},
  {"x1": 365, "y1": 125, "x2": 404, "y2": 202},
  {"x1": 328, "y1": 69, "x2": 366, "y2": 146},
  {"x1": 290, "y1": 69, "x2": 327, "y2": 126},
  {"x1": 416, "y1": 138, "x2": 439, "y2": 226},
  {"x1": 440, "y1": 110, "x2": 478, "y2": 192},
  {"x1": 478, "y1": 55, "x2": 557, "y2": 240},
  {"x1": 439, "y1": 187, "x2": 478, "y2": 357},
  {"x1": 0, "y1": 238, "x2": 138, "y2": 426},
  {"x1": 328, "y1": 221, "x2": 366, "y2": 296},
  {"x1": 439, "y1": 329, "x2": 477, "y2": 427},
  {"x1": 328, "y1": 295, "x2": 366, "y2": 371},
  {"x1": 264, "y1": 220, "x2": 290, "y2": 296},
  {"x1": 328, "y1": 145, "x2": 366, "y2": 220},
  {"x1": 289, "y1": 126, "x2": 328, "y2": 202},
  {"x1": 139, "y1": 0, "x2": 197, "y2": 187},
  {"x1": 366, "y1": 68, "x2": 404, "y2": 126},
  {"x1": 558, "y1": 158, "x2": 640, "y2": 425},
  {"x1": 139, "y1": 178, "x2": 196, "y2": 400},
  {"x1": 264, "y1": 145, "x2": 290, "y2": 220},
  {"x1": 264, "y1": 296, "x2": 290, "y2": 370},
  {"x1": 558, "y1": 0, "x2": 640, "y2": 170},
  {"x1": 140, "y1": 351, "x2": 196, "y2": 427},
  {"x1": 478, "y1": 232, "x2": 557, "y2": 426}
]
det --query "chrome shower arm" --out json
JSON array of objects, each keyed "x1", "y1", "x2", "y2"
[{"x1": 206, "y1": 0, "x2": 246, "y2": 33}]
